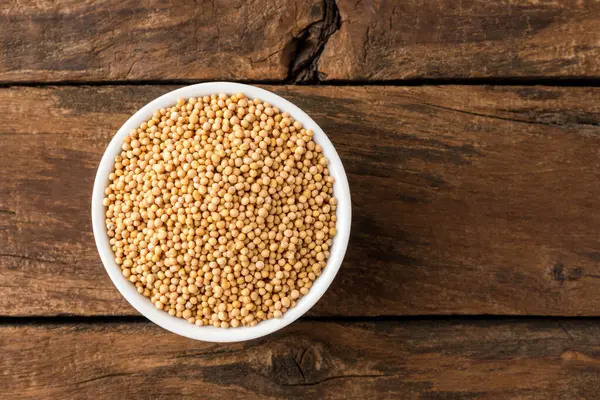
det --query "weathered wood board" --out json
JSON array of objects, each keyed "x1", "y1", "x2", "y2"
[
  {"x1": 0, "y1": 0, "x2": 323, "y2": 82},
  {"x1": 319, "y1": 0, "x2": 600, "y2": 80},
  {"x1": 2, "y1": 1, "x2": 600, "y2": 82},
  {"x1": 2, "y1": 85, "x2": 600, "y2": 316},
  {"x1": 2, "y1": 319, "x2": 600, "y2": 399}
]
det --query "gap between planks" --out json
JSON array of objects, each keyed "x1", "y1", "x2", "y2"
[
  {"x1": 3, "y1": 315, "x2": 600, "y2": 326},
  {"x1": 4, "y1": 77, "x2": 600, "y2": 88}
]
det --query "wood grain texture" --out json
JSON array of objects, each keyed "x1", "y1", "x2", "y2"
[
  {"x1": 0, "y1": 0, "x2": 324, "y2": 82},
  {"x1": 318, "y1": 0, "x2": 600, "y2": 80},
  {"x1": 2, "y1": 85, "x2": 600, "y2": 316},
  {"x1": 3, "y1": 319, "x2": 600, "y2": 399},
  {"x1": 3, "y1": 0, "x2": 600, "y2": 82}
]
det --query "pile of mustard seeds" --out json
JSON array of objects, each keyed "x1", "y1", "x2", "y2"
[{"x1": 103, "y1": 93, "x2": 337, "y2": 328}]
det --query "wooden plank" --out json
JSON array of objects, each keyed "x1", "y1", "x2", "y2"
[
  {"x1": 3, "y1": 1, "x2": 600, "y2": 82},
  {"x1": 2, "y1": 85, "x2": 600, "y2": 317},
  {"x1": 2, "y1": 319, "x2": 600, "y2": 398},
  {"x1": 318, "y1": 0, "x2": 600, "y2": 80},
  {"x1": 0, "y1": 0, "x2": 324, "y2": 82}
]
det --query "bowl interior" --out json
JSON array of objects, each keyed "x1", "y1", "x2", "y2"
[{"x1": 92, "y1": 82, "x2": 351, "y2": 342}]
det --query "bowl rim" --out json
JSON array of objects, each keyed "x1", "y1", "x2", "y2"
[{"x1": 91, "y1": 82, "x2": 351, "y2": 342}]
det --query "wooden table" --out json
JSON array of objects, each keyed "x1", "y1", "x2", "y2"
[{"x1": 3, "y1": 1, "x2": 600, "y2": 398}]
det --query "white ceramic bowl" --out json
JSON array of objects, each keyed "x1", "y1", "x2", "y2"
[{"x1": 92, "y1": 82, "x2": 351, "y2": 342}]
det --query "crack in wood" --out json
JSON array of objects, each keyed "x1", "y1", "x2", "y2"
[
  {"x1": 173, "y1": 347, "x2": 244, "y2": 359},
  {"x1": 0, "y1": 252, "x2": 70, "y2": 266},
  {"x1": 292, "y1": 354, "x2": 306, "y2": 383},
  {"x1": 402, "y1": 96, "x2": 600, "y2": 127},
  {"x1": 281, "y1": 373, "x2": 401, "y2": 387},
  {"x1": 56, "y1": 372, "x2": 136, "y2": 388},
  {"x1": 286, "y1": 0, "x2": 341, "y2": 83},
  {"x1": 299, "y1": 347, "x2": 309, "y2": 366}
]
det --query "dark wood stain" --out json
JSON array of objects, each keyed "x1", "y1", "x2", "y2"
[
  {"x1": 319, "y1": 0, "x2": 600, "y2": 81},
  {"x1": 3, "y1": 85, "x2": 600, "y2": 317},
  {"x1": 4, "y1": 2, "x2": 600, "y2": 398},
  {"x1": 0, "y1": 0, "x2": 325, "y2": 82},
  {"x1": 4, "y1": 320, "x2": 600, "y2": 398}
]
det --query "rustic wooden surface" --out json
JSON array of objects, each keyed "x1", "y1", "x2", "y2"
[
  {"x1": 2, "y1": 85, "x2": 600, "y2": 317},
  {"x1": 3, "y1": 0, "x2": 600, "y2": 398},
  {"x1": 3, "y1": 318, "x2": 600, "y2": 399},
  {"x1": 0, "y1": 0, "x2": 324, "y2": 83},
  {"x1": 2, "y1": 0, "x2": 600, "y2": 83},
  {"x1": 319, "y1": 0, "x2": 600, "y2": 81}
]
